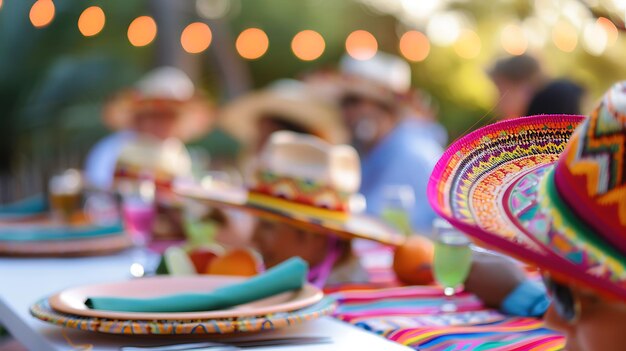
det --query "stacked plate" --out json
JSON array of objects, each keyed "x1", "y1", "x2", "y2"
[
  {"x1": 30, "y1": 275, "x2": 336, "y2": 335},
  {"x1": 0, "y1": 215, "x2": 132, "y2": 256}
]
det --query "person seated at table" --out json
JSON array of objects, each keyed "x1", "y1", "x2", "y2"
[
  {"x1": 191, "y1": 131, "x2": 405, "y2": 287},
  {"x1": 214, "y1": 79, "x2": 347, "y2": 247},
  {"x1": 430, "y1": 81, "x2": 626, "y2": 351},
  {"x1": 85, "y1": 67, "x2": 213, "y2": 242},
  {"x1": 488, "y1": 54, "x2": 547, "y2": 120},
  {"x1": 337, "y1": 52, "x2": 445, "y2": 235}
]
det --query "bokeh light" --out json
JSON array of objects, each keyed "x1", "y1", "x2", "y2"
[
  {"x1": 345, "y1": 30, "x2": 378, "y2": 60},
  {"x1": 127, "y1": 16, "x2": 157, "y2": 47},
  {"x1": 0, "y1": 0, "x2": 3, "y2": 11},
  {"x1": 552, "y1": 20, "x2": 578, "y2": 52},
  {"x1": 78, "y1": 6, "x2": 105, "y2": 37},
  {"x1": 583, "y1": 20, "x2": 607, "y2": 56},
  {"x1": 30, "y1": 0, "x2": 55, "y2": 28},
  {"x1": 291, "y1": 30, "x2": 325, "y2": 61},
  {"x1": 500, "y1": 24, "x2": 528, "y2": 56},
  {"x1": 597, "y1": 17, "x2": 618, "y2": 46},
  {"x1": 427, "y1": 12, "x2": 462, "y2": 46},
  {"x1": 399, "y1": 31, "x2": 430, "y2": 62},
  {"x1": 453, "y1": 29, "x2": 481, "y2": 59},
  {"x1": 236, "y1": 28, "x2": 269, "y2": 60},
  {"x1": 181, "y1": 22, "x2": 212, "y2": 54}
]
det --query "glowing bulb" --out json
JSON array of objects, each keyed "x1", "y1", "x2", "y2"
[
  {"x1": 552, "y1": 20, "x2": 578, "y2": 53},
  {"x1": 127, "y1": 16, "x2": 157, "y2": 47},
  {"x1": 236, "y1": 28, "x2": 269, "y2": 60},
  {"x1": 78, "y1": 6, "x2": 105, "y2": 37},
  {"x1": 181, "y1": 22, "x2": 212, "y2": 54},
  {"x1": 345, "y1": 30, "x2": 378, "y2": 60},
  {"x1": 454, "y1": 29, "x2": 481, "y2": 59},
  {"x1": 399, "y1": 31, "x2": 430, "y2": 62},
  {"x1": 597, "y1": 17, "x2": 618, "y2": 47},
  {"x1": 30, "y1": 0, "x2": 55, "y2": 28},
  {"x1": 291, "y1": 30, "x2": 325, "y2": 61},
  {"x1": 582, "y1": 20, "x2": 607, "y2": 56},
  {"x1": 501, "y1": 24, "x2": 528, "y2": 56}
]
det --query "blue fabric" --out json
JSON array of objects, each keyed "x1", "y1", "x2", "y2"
[
  {"x1": 501, "y1": 280, "x2": 550, "y2": 317},
  {"x1": 84, "y1": 131, "x2": 136, "y2": 190},
  {"x1": 360, "y1": 119, "x2": 444, "y2": 235}
]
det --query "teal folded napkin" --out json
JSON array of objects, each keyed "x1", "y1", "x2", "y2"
[
  {"x1": 85, "y1": 257, "x2": 308, "y2": 312},
  {"x1": 0, "y1": 222, "x2": 125, "y2": 242}
]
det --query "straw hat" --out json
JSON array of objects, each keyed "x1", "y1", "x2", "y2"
[
  {"x1": 339, "y1": 52, "x2": 412, "y2": 107},
  {"x1": 428, "y1": 81, "x2": 626, "y2": 300},
  {"x1": 218, "y1": 79, "x2": 348, "y2": 146},
  {"x1": 175, "y1": 131, "x2": 404, "y2": 246},
  {"x1": 104, "y1": 66, "x2": 213, "y2": 142}
]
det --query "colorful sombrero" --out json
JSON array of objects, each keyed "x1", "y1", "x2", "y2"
[
  {"x1": 176, "y1": 131, "x2": 404, "y2": 247},
  {"x1": 428, "y1": 81, "x2": 626, "y2": 300}
]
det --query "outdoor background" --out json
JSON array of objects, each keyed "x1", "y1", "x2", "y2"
[{"x1": 1, "y1": 0, "x2": 625, "y2": 199}]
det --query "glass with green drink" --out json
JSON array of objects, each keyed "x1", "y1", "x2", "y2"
[
  {"x1": 380, "y1": 185, "x2": 415, "y2": 236},
  {"x1": 432, "y1": 218, "x2": 473, "y2": 312}
]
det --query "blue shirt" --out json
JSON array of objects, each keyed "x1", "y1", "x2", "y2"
[
  {"x1": 84, "y1": 131, "x2": 136, "y2": 190},
  {"x1": 360, "y1": 119, "x2": 444, "y2": 235},
  {"x1": 501, "y1": 280, "x2": 550, "y2": 317}
]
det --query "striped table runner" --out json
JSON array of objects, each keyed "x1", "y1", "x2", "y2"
[{"x1": 326, "y1": 241, "x2": 565, "y2": 351}]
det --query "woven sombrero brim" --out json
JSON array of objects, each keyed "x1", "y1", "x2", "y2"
[
  {"x1": 218, "y1": 91, "x2": 348, "y2": 146},
  {"x1": 427, "y1": 115, "x2": 626, "y2": 300},
  {"x1": 175, "y1": 183, "x2": 405, "y2": 247}
]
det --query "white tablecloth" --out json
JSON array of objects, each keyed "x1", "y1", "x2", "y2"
[{"x1": 0, "y1": 249, "x2": 410, "y2": 351}]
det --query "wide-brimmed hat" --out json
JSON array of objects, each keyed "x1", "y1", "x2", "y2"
[
  {"x1": 339, "y1": 52, "x2": 411, "y2": 108},
  {"x1": 115, "y1": 135, "x2": 192, "y2": 206},
  {"x1": 219, "y1": 79, "x2": 347, "y2": 147},
  {"x1": 175, "y1": 131, "x2": 404, "y2": 247},
  {"x1": 428, "y1": 81, "x2": 626, "y2": 300},
  {"x1": 104, "y1": 66, "x2": 213, "y2": 142}
]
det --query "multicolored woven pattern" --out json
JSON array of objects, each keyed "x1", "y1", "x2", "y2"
[
  {"x1": 325, "y1": 242, "x2": 565, "y2": 351},
  {"x1": 329, "y1": 285, "x2": 563, "y2": 351},
  {"x1": 30, "y1": 297, "x2": 336, "y2": 335}
]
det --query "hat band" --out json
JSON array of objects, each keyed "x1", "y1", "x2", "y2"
[
  {"x1": 251, "y1": 170, "x2": 351, "y2": 212},
  {"x1": 246, "y1": 192, "x2": 349, "y2": 222},
  {"x1": 539, "y1": 169, "x2": 626, "y2": 281}
]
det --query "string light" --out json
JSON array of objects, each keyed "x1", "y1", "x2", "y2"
[
  {"x1": 500, "y1": 24, "x2": 528, "y2": 55},
  {"x1": 596, "y1": 17, "x2": 618, "y2": 46},
  {"x1": 453, "y1": 29, "x2": 481, "y2": 59},
  {"x1": 127, "y1": 16, "x2": 157, "y2": 47},
  {"x1": 291, "y1": 30, "x2": 325, "y2": 61},
  {"x1": 236, "y1": 28, "x2": 269, "y2": 60},
  {"x1": 552, "y1": 20, "x2": 578, "y2": 52},
  {"x1": 399, "y1": 31, "x2": 429, "y2": 62},
  {"x1": 345, "y1": 30, "x2": 378, "y2": 60},
  {"x1": 78, "y1": 6, "x2": 105, "y2": 37},
  {"x1": 30, "y1": 0, "x2": 55, "y2": 28},
  {"x1": 181, "y1": 22, "x2": 212, "y2": 54}
]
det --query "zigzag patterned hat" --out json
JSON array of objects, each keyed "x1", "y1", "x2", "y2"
[{"x1": 428, "y1": 81, "x2": 626, "y2": 300}]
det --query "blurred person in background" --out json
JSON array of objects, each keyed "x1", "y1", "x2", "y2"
[
  {"x1": 488, "y1": 54, "x2": 547, "y2": 119},
  {"x1": 338, "y1": 52, "x2": 444, "y2": 235},
  {"x1": 213, "y1": 79, "x2": 347, "y2": 247},
  {"x1": 526, "y1": 79, "x2": 586, "y2": 116},
  {"x1": 85, "y1": 67, "x2": 213, "y2": 190},
  {"x1": 85, "y1": 67, "x2": 213, "y2": 243}
]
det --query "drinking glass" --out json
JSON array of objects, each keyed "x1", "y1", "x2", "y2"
[
  {"x1": 48, "y1": 169, "x2": 83, "y2": 223},
  {"x1": 119, "y1": 180, "x2": 156, "y2": 246},
  {"x1": 432, "y1": 218, "x2": 473, "y2": 312},
  {"x1": 380, "y1": 185, "x2": 415, "y2": 236}
]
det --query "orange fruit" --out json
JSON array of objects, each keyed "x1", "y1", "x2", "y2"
[
  {"x1": 393, "y1": 235, "x2": 434, "y2": 285},
  {"x1": 205, "y1": 248, "x2": 263, "y2": 276}
]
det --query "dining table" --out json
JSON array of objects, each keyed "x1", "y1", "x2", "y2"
[{"x1": 0, "y1": 248, "x2": 411, "y2": 351}]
